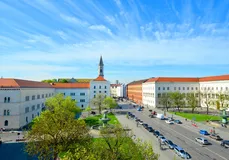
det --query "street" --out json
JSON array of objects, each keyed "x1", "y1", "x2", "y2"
[{"x1": 117, "y1": 102, "x2": 229, "y2": 160}]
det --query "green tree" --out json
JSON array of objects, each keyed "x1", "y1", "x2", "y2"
[
  {"x1": 90, "y1": 93, "x2": 106, "y2": 114},
  {"x1": 85, "y1": 106, "x2": 92, "y2": 116},
  {"x1": 186, "y1": 93, "x2": 199, "y2": 113},
  {"x1": 103, "y1": 97, "x2": 118, "y2": 112},
  {"x1": 159, "y1": 93, "x2": 171, "y2": 111},
  {"x1": 200, "y1": 91, "x2": 212, "y2": 115},
  {"x1": 59, "y1": 79, "x2": 68, "y2": 83},
  {"x1": 25, "y1": 94, "x2": 90, "y2": 160},
  {"x1": 170, "y1": 92, "x2": 185, "y2": 112},
  {"x1": 216, "y1": 92, "x2": 229, "y2": 110},
  {"x1": 42, "y1": 79, "x2": 53, "y2": 83}
]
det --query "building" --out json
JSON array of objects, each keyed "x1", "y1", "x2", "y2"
[
  {"x1": 0, "y1": 79, "x2": 55, "y2": 129},
  {"x1": 126, "y1": 79, "x2": 148, "y2": 105},
  {"x1": 128, "y1": 75, "x2": 229, "y2": 110},
  {"x1": 0, "y1": 56, "x2": 110, "y2": 129},
  {"x1": 110, "y1": 83, "x2": 125, "y2": 98}
]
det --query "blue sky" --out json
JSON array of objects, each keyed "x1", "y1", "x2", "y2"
[{"x1": 0, "y1": 0, "x2": 229, "y2": 84}]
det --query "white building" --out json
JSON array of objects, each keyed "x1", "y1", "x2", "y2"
[
  {"x1": 110, "y1": 84, "x2": 125, "y2": 98},
  {"x1": 0, "y1": 79, "x2": 55, "y2": 129},
  {"x1": 142, "y1": 76, "x2": 229, "y2": 109}
]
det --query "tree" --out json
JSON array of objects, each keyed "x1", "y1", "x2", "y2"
[
  {"x1": 186, "y1": 93, "x2": 199, "y2": 113},
  {"x1": 90, "y1": 94, "x2": 106, "y2": 114},
  {"x1": 59, "y1": 79, "x2": 68, "y2": 83},
  {"x1": 169, "y1": 92, "x2": 185, "y2": 112},
  {"x1": 216, "y1": 92, "x2": 229, "y2": 110},
  {"x1": 103, "y1": 97, "x2": 118, "y2": 112},
  {"x1": 159, "y1": 93, "x2": 171, "y2": 111},
  {"x1": 200, "y1": 91, "x2": 212, "y2": 114},
  {"x1": 25, "y1": 94, "x2": 91, "y2": 160},
  {"x1": 85, "y1": 106, "x2": 92, "y2": 116}
]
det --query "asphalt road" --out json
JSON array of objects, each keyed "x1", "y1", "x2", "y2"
[{"x1": 117, "y1": 102, "x2": 229, "y2": 160}]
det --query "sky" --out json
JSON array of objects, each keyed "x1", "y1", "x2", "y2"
[{"x1": 0, "y1": 0, "x2": 229, "y2": 84}]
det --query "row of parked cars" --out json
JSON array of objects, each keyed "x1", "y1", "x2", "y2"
[{"x1": 128, "y1": 112, "x2": 192, "y2": 159}]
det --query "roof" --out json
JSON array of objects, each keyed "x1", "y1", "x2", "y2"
[
  {"x1": 0, "y1": 78, "x2": 53, "y2": 88},
  {"x1": 51, "y1": 82, "x2": 90, "y2": 88},
  {"x1": 146, "y1": 77, "x2": 199, "y2": 83},
  {"x1": 127, "y1": 79, "x2": 148, "y2": 85},
  {"x1": 94, "y1": 76, "x2": 107, "y2": 81},
  {"x1": 111, "y1": 84, "x2": 121, "y2": 87},
  {"x1": 99, "y1": 56, "x2": 104, "y2": 66},
  {"x1": 199, "y1": 74, "x2": 229, "y2": 82}
]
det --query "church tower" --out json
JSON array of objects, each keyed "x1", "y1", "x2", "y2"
[{"x1": 98, "y1": 56, "x2": 104, "y2": 77}]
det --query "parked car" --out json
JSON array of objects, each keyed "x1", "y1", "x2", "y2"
[
  {"x1": 199, "y1": 130, "x2": 209, "y2": 135},
  {"x1": 138, "y1": 120, "x2": 144, "y2": 125},
  {"x1": 137, "y1": 107, "x2": 142, "y2": 111},
  {"x1": 149, "y1": 114, "x2": 155, "y2": 118},
  {"x1": 153, "y1": 130, "x2": 161, "y2": 137},
  {"x1": 156, "y1": 114, "x2": 165, "y2": 120},
  {"x1": 167, "y1": 117, "x2": 174, "y2": 121},
  {"x1": 195, "y1": 137, "x2": 210, "y2": 145},
  {"x1": 142, "y1": 123, "x2": 148, "y2": 129},
  {"x1": 174, "y1": 146, "x2": 185, "y2": 157},
  {"x1": 165, "y1": 139, "x2": 176, "y2": 149},
  {"x1": 165, "y1": 120, "x2": 174, "y2": 124},
  {"x1": 147, "y1": 126, "x2": 154, "y2": 132},
  {"x1": 180, "y1": 151, "x2": 192, "y2": 159},
  {"x1": 158, "y1": 136, "x2": 166, "y2": 143},
  {"x1": 209, "y1": 134, "x2": 222, "y2": 140},
  {"x1": 221, "y1": 140, "x2": 229, "y2": 148},
  {"x1": 174, "y1": 120, "x2": 182, "y2": 124}
]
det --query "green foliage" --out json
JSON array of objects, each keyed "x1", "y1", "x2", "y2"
[
  {"x1": 41, "y1": 79, "x2": 57, "y2": 83},
  {"x1": 85, "y1": 106, "x2": 92, "y2": 116},
  {"x1": 169, "y1": 92, "x2": 185, "y2": 112},
  {"x1": 25, "y1": 94, "x2": 89, "y2": 160},
  {"x1": 90, "y1": 93, "x2": 106, "y2": 114},
  {"x1": 169, "y1": 112, "x2": 222, "y2": 122},
  {"x1": 84, "y1": 113, "x2": 119, "y2": 126},
  {"x1": 59, "y1": 79, "x2": 68, "y2": 83},
  {"x1": 186, "y1": 93, "x2": 199, "y2": 113},
  {"x1": 159, "y1": 93, "x2": 172, "y2": 111},
  {"x1": 103, "y1": 97, "x2": 118, "y2": 111}
]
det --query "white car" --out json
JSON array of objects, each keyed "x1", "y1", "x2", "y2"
[
  {"x1": 195, "y1": 137, "x2": 209, "y2": 145},
  {"x1": 158, "y1": 136, "x2": 166, "y2": 144},
  {"x1": 165, "y1": 120, "x2": 174, "y2": 124}
]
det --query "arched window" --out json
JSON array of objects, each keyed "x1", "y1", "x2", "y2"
[
  {"x1": 4, "y1": 97, "x2": 7, "y2": 103},
  {"x1": 8, "y1": 97, "x2": 10, "y2": 103},
  {"x1": 4, "y1": 120, "x2": 8, "y2": 126}
]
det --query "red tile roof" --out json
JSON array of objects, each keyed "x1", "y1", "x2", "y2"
[
  {"x1": 146, "y1": 77, "x2": 199, "y2": 83},
  {"x1": 0, "y1": 78, "x2": 53, "y2": 88},
  {"x1": 51, "y1": 82, "x2": 90, "y2": 88},
  {"x1": 127, "y1": 79, "x2": 148, "y2": 85},
  {"x1": 199, "y1": 74, "x2": 229, "y2": 82},
  {"x1": 94, "y1": 76, "x2": 107, "y2": 81}
]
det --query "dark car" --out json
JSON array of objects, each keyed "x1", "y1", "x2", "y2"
[
  {"x1": 210, "y1": 134, "x2": 222, "y2": 141},
  {"x1": 165, "y1": 139, "x2": 176, "y2": 149},
  {"x1": 142, "y1": 123, "x2": 148, "y2": 129},
  {"x1": 221, "y1": 140, "x2": 229, "y2": 148},
  {"x1": 149, "y1": 114, "x2": 155, "y2": 118},
  {"x1": 147, "y1": 126, "x2": 154, "y2": 132},
  {"x1": 153, "y1": 130, "x2": 160, "y2": 137},
  {"x1": 174, "y1": 120, "x2": 182, "y2": 124}
]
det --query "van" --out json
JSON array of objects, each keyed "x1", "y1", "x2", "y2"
[{"x1": 156, "y1": 114, "x2": 165, "y2": 120}]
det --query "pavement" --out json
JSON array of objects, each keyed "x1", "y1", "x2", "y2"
[{"x1": 117, "y1": 101, "x2": 229, "y2": 160}]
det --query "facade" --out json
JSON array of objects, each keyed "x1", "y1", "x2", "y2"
[
  {"x1": 0, "y1": 79, "x2": 55, "y2": 129},
  {"x1": 126, "y1": 79, "x2": 148, "y2": 105},
  {"x1": 130, "y1": 75, "x2": 229, "y2": 110},
  {"x1": 110, "y1": 84, "x2": 125, "y2": 98}
]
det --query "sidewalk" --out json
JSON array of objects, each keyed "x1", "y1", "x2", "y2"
[{"x1": 145, "y1": 108, "x2": 229, "y2": 140}]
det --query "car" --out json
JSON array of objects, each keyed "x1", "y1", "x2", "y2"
[
  {"x1": 199, "y1": 130, "x2": 209, "y2": 135},
  {"x1": 195, "y1": 137, "x2": 210, "y2": 145},
  {"x1": 221, "y1": 140, "x2": 229, "y2": 148},
  {"x1": 137, "y1": 107, "x2": 142, "y2": 111},
  {"x1": 209, "y1": 134, "x2": 222, "y2": 140},
  {"x1": 174, "y1": 146, "x2": 185, "y2": 157},
  {"x1": 142, "y1": 123, "x2": 148, "y2": 129},
  {"x1": 153, "y1": 130, "x2": 160, "y2": 137},
  {"x1": 158, "y1": 136, "x2": 166, "y2": 143},
  {"x1": 167, "y1": 117, "x2": 174, "y2": 121},
  {"x1": 174, "y1": 120, "x2": 182, "y2": 124},
  {"x1": 165, "y1": 139, "x2": 176, "y2": 149},
  {"x1": 149, "y1": 114, "x2": 155, "y2": 118},
  {"x1": 147, "y1": 126, "x2": 154, "y2": 132},
  {"x1": 138, "y1": 120, "x2": 144, "y2": 125},
  {"x1": 165, "y1": 120, "x2": 174, "y2": 124},
  {"x1": 180, "y1": 151, "x2": 192, "y2": 159}
]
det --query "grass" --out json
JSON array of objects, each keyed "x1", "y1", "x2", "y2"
[
  {"x1": 169, "y1": 112, "x2": 223, "y2": 122},
  {"x1": 84, "y1": 113, "x2": 119, "y2": 126}
]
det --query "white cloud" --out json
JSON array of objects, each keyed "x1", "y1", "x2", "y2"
[
  {"x1": 56, "y1": 31, "x2": 68, "y2": 40},
  {"x1": 60, "y1": 14, "x2": 89, "y2": 26},
  {"x1": 89, "y1": 25, "x2": 113, "y2": 36}
]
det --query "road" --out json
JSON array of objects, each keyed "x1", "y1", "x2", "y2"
[{"x1": 117, "y1": 102, "x2": 229, "y2": 160}]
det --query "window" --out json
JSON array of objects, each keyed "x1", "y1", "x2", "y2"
[
  {"x1": 32, "y1": 105, "x2": 35, "y2": 111},
  {"x1": 158, "y1": 93, "x2": 161, "y2": 98},
  {"x1": 174, "y1": 87, "x2": 176, "y2": 90},
  {"x1": 187, "y1": 87, "x2": 189, "y2": 90},
  {"x1": 32, "y1": 95, "x2": 35, "y2": 100},
  {"x1": 167, "y1": 87, "x2": 169, "y2": 90},
  {"x1": 4, "y1": 110, "x2": 10, "y2": 116},
  {"x1": 26, "y1": 117, "x2": 28, "y2": 123},
  {"x1": 42, "y1": 94, "x2": 44, "y2": 98},
  {"x1": 221, "y1": 87, "x2": 223, "y2": 91},
  {"x1": 52, "y1": 93, "x2": 54, "y2": 96},
  {"x1": 105, "y1": 91, "x2": 107, "y2": 93},
  {"x1": 80, "y1": 93, "x2": 85, "y2": 96},
  {"x1": 196, "y1": 87, "x2": 198, "y2": 90},
  {"x1": 32, "y1": 114, "x2": 34, "y2": 119},
  {"x1": 94, "y1": 86, "x2": 96, "y2": 89},
  {"x1": 216, "y1": 87, "x2": 218, "y2": 90},
  {"x1": 178, "y1": 87, "x2": 181, "y2": 90},
  {"x1": 191, "y1": 87, "x2": 193, "y2": 90},
  {"x1": 37, "y1": 95, "x2": 40, "y2": 99},
  {"x1": 99, "y1": 86, "x2": 101, "y2": 89},
  {"x1": 163, "y1": 87, "x2": 165, "y2": 90},
  {"x1": 25, "y1": 96, "x2": 30, "y2": 101},
  {"x1": 105, "y1": 86, "x2": 107, "y2": 89},
  {"x1": 37, "y1": 104, "x2": 40, "y2": 110},
  {"x1": 8, "y1": 97, "x2": 10, "y2": 103},
  {"x1": 158, "y1": 87, "x2": 160, "y2": 90},
  {"x1": 25, "y1": 107, "x2": 29, "y2": 113},
  {"x1": 42, "y1": 103, "x2": 44, "y2": 107},
  {"x1": 70, "y1": 93, "x2": 75, "y2": 96},
  {"x1": 226, "y1": 87, "x2": 228, "y2": 91},
  {"x1": 99, "y1": 91, "x2": 101, "y2": 93},
  {"x1": 183, "y1": 87, "x2": 185, "y2": 90},
  {"x1": 195, "y1": 93, "x2": 199, "y2": 98},
  {"x1": 37, "y1": 112, "x2": 39, "y2": 116},
  {"x1": 4, "y1": 97, "x2": 7, "y2": 103},
  {"x1": 49, "y1": 93, "x2": 51, "y2": 97},
  {"x1": 4, "y1": 120, "x2": 8, "y2": 126},
  {"x1": 46, "y1": 94, "x2": 48, "y2": 97},
  {"x1": 94, "y1": 91, "x2": 96, "y2": 93}
]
